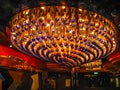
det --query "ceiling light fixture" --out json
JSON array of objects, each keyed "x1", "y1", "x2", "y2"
[{"x1": 9, "y1": 4, "x2": 117, "y2": 67}]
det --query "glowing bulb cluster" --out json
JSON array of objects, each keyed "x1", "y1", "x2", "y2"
[{"x1": 10, "y1": 6, "x2": 117, "y2": 67}]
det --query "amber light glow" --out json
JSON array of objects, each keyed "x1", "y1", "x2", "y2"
[
  {"x1": 10, "y1": 6, "x2": 117, "y2": 67},
  {"x1": 81, "y1": 59, "x2": 102, "y2": 70}
]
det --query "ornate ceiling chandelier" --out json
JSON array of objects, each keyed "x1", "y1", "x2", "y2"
[{"x1": 9, "y1": 4, "x2": 117, "y2": 67}]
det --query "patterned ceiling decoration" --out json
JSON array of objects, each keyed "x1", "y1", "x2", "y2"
[
  {"x1": 0, "y1": 44, "x2": 45, "y2": 71},
  {"x1": 9, "y1": 5, "x2": 117, "y2": 67}
]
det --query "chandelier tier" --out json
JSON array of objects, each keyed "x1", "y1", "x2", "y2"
[{"x1": 10, "y1": 5, "x2": 117, "y2": 67}]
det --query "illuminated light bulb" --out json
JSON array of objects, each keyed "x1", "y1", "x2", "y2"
[
  {"x1": 41, "y1": 17, "x2": 45, "y2": 20},
  {"x1": 82, "y1": 19, "x2": 85, "y2": 22},
  {"x1": 25, "y1": 10, "x2": 29, "y2": 15},
  {"x1": 9, "y1": 45, "x2": 13, "y2": 47},
  {"x1": 69, "y1": 30, "x2": 72, "y2": 34},
  {"x1": 91, "y1": 31, "x2": 94, "y2": 34},
  {"x1": 79, "y1": 8, "x2": 82, "y2": 12},
  {"x1": 62, "y1": 6, "x2": 66, "y2": 9},
  {"x1": 83, "y1": 35, "x2": 86, "y2": 37},
  {"x1": 94, "y1": 14, "x2": 97, "y2": 18},
  {"x1": 46, "y1": 24, "x2": 50, "y2": 27},
  {"x1": 12, "y1": 36, "x2": 15, "y2": 39},
  {"x1": 103, "y1": 47, "x2": 106, "y2": 48},
  {"x1": 25, "y1": 33, "x2": 28, "y2": 36},
  {"x1": 112, "y1": 38, "x2": 115, "y2": 40},
  {"x1": 82, "y1": 27, "x2": 86, "y2": 31},
  {"x1": 41, "y1": 6, "x2": 45, "y2": 10},
  {"x1": 31, "y1": 27, "x2": 36, "y2": 30},
  {"x1": 95, "y1": 23, "x2": 99, "y2": 27}
]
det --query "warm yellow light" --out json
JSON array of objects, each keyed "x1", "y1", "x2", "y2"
[
  {"x1": 79, "y1": 8, "x2": 82, "y2": 12},
  {"x1": 95, "y1": 23, "x2": 99, "y2": 27},
  {"x1": 41, "y1": 6, "x2": 45, "y2": 10},
  {"x1": 91, "y1": 31, "x2": 94, "y2": 34},
  {"x1": 41, "y1": 17, "x2": 44, "y2": 20},
  {"x1": 62, "y1": 6, "x2": 66, "y2": 9},
  {"x1": 31, "y1": 27, "x2": 36, "y2": 31},
  {"x1": 82, "y1": 27, "x2": 86, "y2": 31},
  {"x1": 9, "y1": 45, "x2": 13, "y2": 47},
  {"x1": 81, "y1": 60, "x2": 102, "y2": 69},
  {"x1": 46, "y1": 24, "x2": 50, "y2": 27},
  {"x1": 9, "y1": 6, "x2": 117, "y2": 67},
  {"x1": 25, "y1": 10, "x2": 29, "y2": 15}
]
